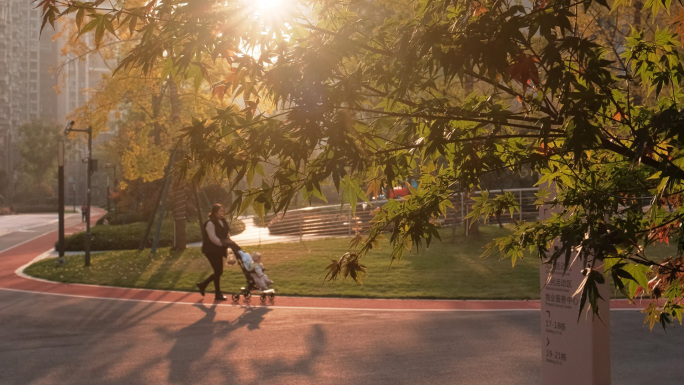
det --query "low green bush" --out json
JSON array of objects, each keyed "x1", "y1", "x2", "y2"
[
  {"x1": 59, "y1": 221, "x2": 198, "y2": 251},
  {"x1": 96, "y1": 211, "x2": 151, "y2": 225},
  {"x1": 58, "y1": 218, "x2": 246, "y2": 251},
  {"x1": 228, "y1": 218, "x2": 246, "y2": 234},
  {"x1": 14, "y1": 204, "x2": 58, "y2": 214}
]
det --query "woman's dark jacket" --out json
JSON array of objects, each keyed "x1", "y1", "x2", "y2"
[{"x1": 201, "y1": 217, "x2": 229, "y2": 257}]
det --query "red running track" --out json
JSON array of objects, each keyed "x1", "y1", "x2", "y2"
[{"x1": 0, "y1": 215, "x2": 643, "y2": 312}]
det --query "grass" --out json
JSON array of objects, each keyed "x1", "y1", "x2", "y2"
[
  {"x1": 26, "y1": 224, "x2": 679, "y2": 300},
  {"x1": 26, "y1": 225, "x2": 548, "y2": 299}
]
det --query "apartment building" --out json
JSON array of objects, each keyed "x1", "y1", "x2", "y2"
[
  {"x1": 0, "y1": 1, "x2": 114, "y2": 205},
  {"x1": 0, "y1": 0, "x2": 61, "y2": 190}
]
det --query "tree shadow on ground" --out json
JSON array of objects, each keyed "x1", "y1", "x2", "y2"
[
  {"x1": 243, "y1": 323, "x2": 327, "y2": 385},
  {"x1": 161, "y1": 303, "x2": 272, "y2": 384},
  {"x1": 0, "y1": 292, "x2": 183, "y2": 385},
  {"x1": 140, "y1": 248, "x2": 193, "y2": 290}
]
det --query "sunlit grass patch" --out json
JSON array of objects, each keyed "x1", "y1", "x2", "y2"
[{"x1": 26, "y1": 226, "x2": 544, "y2": 299}]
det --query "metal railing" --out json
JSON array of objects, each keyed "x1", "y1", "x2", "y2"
[
  {"x1": 229, "y1": 187, "x2": 543, "y2": 247},
  {"x1": 456, "y1": 187, "x2": 540, "y2": 225}
]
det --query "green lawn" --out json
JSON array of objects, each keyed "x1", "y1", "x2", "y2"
[{"x1": 25, "y1": 225, "x2": 549, "y2": 299}]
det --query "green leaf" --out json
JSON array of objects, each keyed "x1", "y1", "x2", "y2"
[
  {"x1": 575, "y1": 269, "x2": 606, "y2": 321},
  {"x1": 80, "y1": 17, "x2": 99, "y2": 35},
  {"x1": 75, "y1": 8, "x2": 85, "y2": 29},
  {"x1": 128, "y1": 15, "x2": 138, "y2": 35},
  {"x1": 655, "y1": 176, "x2": 670, "y2": 197},
  {"x1": 340, "y1": 176, "x2": 367, "y2": 216},
  {"x1": 624, "y1": 263, "x2": 651, "y2": 298},
  {"x1": 95, "y1": 20, "x2": 105, "y2": 46}
]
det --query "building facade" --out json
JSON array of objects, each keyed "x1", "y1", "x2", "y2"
[
  {"x1": 0, "y1": 0, "x2": 61, "y2": 197},
  {"x1": 0, "y1": 1, "x2": 113, "y2": 206}
]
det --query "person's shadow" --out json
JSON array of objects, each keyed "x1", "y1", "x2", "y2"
[
  {"x1": 162, "y1": 302, "x2": 227, "y2": 383},
  {"x1": 246, "y1": 323, "x2": 327, "y2": 385},
  {"x1": 161, "y1": 302, "x2": 271, "y2": 384},
  {"x1": 232, "y1": 305, "x2": 270, "y2": 331}
]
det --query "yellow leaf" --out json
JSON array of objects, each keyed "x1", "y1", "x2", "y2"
[{"x1": 641, "y1": 302, "x2": 661, "y2": 330}]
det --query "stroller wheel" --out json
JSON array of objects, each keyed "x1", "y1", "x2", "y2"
[
  {"x1": 231, "y1": 293, "x2": 240, "y2": 302},
  {"x1": 260, "y1": 294, "x2": 267, "y2": 302},
  {"x1": 244, "y1": 292, "x2": 252, "y2": 300}
]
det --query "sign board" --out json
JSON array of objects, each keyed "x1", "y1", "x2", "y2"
[{"x1": 540, "y1": 187, "x2": 611, "y2": 385}]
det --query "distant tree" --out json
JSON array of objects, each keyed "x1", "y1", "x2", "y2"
[
  {"x1": 16, "y1": 120, "x2": 62, "y2": 200},
  {"x1": 0, "y1": 169, "x2": 9, "y2": 204}
]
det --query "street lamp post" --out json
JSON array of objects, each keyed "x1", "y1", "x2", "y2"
[
  {"x1": 106, "y1": 176, "x2": 110, "y2": 212},
  {"x1": 57, "y1": 135, "x2": 65, "y2": 267},
  {"x1": 104, "y1": 163, "x2": 114, "y2": 212},
  {"x1": 65, "y1": 122, "x2": 93, "y2": 267}
]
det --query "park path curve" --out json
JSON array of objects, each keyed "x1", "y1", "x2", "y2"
[{"x1": 0, "y1": 211, "x2": 642, "y2": 312}]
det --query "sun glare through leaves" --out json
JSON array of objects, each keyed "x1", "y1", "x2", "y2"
[{"x1": 252, "y1": 0, "x2": 289, "y2": 21}]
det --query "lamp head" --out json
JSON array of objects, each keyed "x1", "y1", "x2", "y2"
[{"x1": 64, "y1": 121, "x2": 75, "y2": 135}]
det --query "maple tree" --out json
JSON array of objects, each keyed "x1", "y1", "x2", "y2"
[
  {"x1": 36, "y1": 0, "x2": 684, "y2": 328},
  {"x1": 53, "y1": 6, "x2": 233, "y2": 249}
]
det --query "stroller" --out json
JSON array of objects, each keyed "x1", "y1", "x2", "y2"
[{"x1": 229, "y1": 245, "x2": 275, "y2": 303}]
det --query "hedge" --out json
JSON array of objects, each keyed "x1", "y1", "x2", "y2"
[{"x1": 57, "y1": 218, "x2": 245, "y2": 251}]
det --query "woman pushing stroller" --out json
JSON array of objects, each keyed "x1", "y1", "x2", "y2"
[
  {"x1": 196, "y1": 203, "x2": 240, "y2": 301},
  {"x1": 196, "y1": 203, "x2": 273, "y2": 301}
]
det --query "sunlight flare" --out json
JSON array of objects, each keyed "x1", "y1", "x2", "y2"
[
  {"x1": 255, "y1": 0, "x2": 285, "y2": 13},
  {"x1": 252, "y1": 0, "x2": 289, "y2": 19}
]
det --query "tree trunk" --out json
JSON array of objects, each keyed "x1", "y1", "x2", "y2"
[
  {"x1": 151, "y1": 88, "x2": 164, "y2": 146},
  {"x1": 466, "y1": 216, "x2": 480, "y2": 237},
  {"x1": 167, "y1": 78, "x2": 187, "y2": 250},
  {"x1": 632, "y1": 2, "x2": 644, "y2": 106},
  {"x1": 171, "y1": 179, "x2": 187, "y2": 251}
]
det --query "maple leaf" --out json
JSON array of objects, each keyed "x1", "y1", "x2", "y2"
[
  {"x1": 507, "y1": 54, "x2": 540, "y2": 93},
  {"x1": 324, "y1": 258, "x2": 342, "y2": 282},
  {"x1": 671, "y1": 9, "x2": 684, "y2": 44},
  {"x1": 145, "y1": 0, "x2": 158, "y2": 14},
  {"x1": 641, "y1": 302, "x2": 662, "y2": 330},
  {"x1": 472, "y1": 1, "x2": 487, "y2": 16},
  {"x1": 243, "y1": 98, "x2": 260, "y2": 115},
  {"x1": 534, "y1": 0, "x2": 548, "y2": 9},
  {"x1": 212, "y1": 83, "x2": 226, "y2": 101}
]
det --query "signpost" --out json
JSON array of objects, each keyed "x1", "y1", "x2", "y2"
[{"x1": 540, "y1": 186, "x2": 611, "y2": 385}]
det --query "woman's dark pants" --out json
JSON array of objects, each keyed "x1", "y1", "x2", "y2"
[{"x1": 200, "y1": 253, "x2": 224, "y2": 295}]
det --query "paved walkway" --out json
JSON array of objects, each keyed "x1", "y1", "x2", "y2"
[{"x1": 0, "y1": 210, "x2": 644, "y2": 312}]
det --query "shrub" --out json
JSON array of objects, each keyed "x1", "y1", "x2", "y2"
[
  {"x1": 95, "y1": 211, "x2": 151, "y2": 225},
  {"x1": 228, "y1": 218, "x2": 246, "y2": 234},
  {"x1": 58, "y1": 220, "x2": 200, "y2": 251},
  {"x1": 14, "y1": 204, "x2": 58, "y2": 213},
  {"x1": 58, "y1": 218, "x2": 245, "y2": 251}
]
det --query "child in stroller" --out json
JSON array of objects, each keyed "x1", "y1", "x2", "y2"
[
  {"x1": 244, "y1": 251, "x2": 274, "y2": 290},
  {"x1": 227, "y1": 244, "x2": 275, "y2": 302}
]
